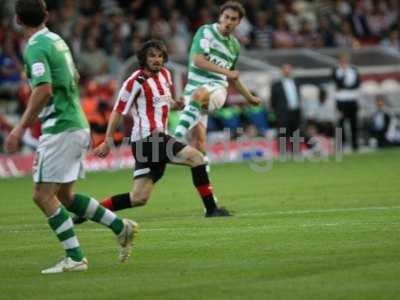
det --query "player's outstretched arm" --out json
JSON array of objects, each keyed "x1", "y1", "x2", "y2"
[
  {"x1": 193, "y1": 54, "x2": 239, "y2": 80},
  {"x1": 93, "y1": 110, "x2": 123, "y2": 158},
  {"x1": 5, "y1": 84, "x2": 52, "y2": 153},
  {"x1": 232, "y1": 79, "x2": 262, "y2": 106}
]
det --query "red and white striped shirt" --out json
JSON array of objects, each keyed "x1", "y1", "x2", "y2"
[{"x1": 113, "y1": 67, "x2": 173, "y2": 141}]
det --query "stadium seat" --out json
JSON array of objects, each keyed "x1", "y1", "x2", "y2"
[
  {"x1": 360, "y1": 80, "x2": 381, "y2": 95},
  {"x1": 381, "y1": 79, "x2": 400, "y2": 93},
  {"x1": 300, "y1": 84, "x2": 319, "y2": 101},
  {"x1": 358, "y1": 81, "x2": 379, "y2": 118},
  {"x1": 299, "y1": 84, "x2": 319, "y2": 119}
]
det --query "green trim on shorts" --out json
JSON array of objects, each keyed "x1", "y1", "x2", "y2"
[
  {"x1": 180, "y1": 120, "x2": 191, "y2": 129},
  {"x1": 183, "y1": 110, "x2": 197, "y2": 120},
  {"x1": 38, "y1": 152, "x2": 44, "y2": 183}
]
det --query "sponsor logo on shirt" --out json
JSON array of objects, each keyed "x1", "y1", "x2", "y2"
[
  {"x1": 208, "y1": 55, "x2": 231, "y2": 69},
  {"x1": 120, "y1": 90, "x2": 130, "y2": 102},
  {"x1": 188, "y1": 106, "x2": 198, "y2": 112}
]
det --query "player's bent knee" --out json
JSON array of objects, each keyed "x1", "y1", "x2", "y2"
[
  {"x1": 32, "y1": 190, "x2": 52, "y2": 210},
  {"x1": 32, "y1": 192, "x2": 42, "y2": 204},
  {"x1": 57, "y1": 191, "x2": 74, "y2": 207},
  {"x1": 192, "y1": 88, "x2": 209, "y2": 105},
  {"x1": 132, "y1": 192, "x2": 150, "y2": 206},
  {"x1": 32, "y1": 186, "x2": 45, "y2": 204},
  {"x1": 134, "y1": 197, "x2": 148, "y2": 206}
]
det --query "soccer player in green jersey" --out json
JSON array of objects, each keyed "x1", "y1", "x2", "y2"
[
  {"x1": 174, "y1": 1, "x2": 262, "y2": 154},
  {"x1": 5, "y1": 0, "x2": 138, "y2": 274}
]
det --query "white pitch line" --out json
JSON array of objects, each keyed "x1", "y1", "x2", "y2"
[
  {"x1": 238, "y1": 205, "x2": 400, "y2": 217},
  {"x1": 1, "y1": 221, "x2": 400, "y2": 236}
]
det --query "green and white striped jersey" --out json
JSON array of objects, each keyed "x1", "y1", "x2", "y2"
[
  {"x1": 23, "y1": 27, "x2": 88, "y2": 135},
  {"x1": 184, "y1": 23, "x2": 240, "y2": 96}
]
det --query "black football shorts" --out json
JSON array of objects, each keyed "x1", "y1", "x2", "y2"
[{"x1": 131, "y1": 131, "x2": 186, "y2": 183}]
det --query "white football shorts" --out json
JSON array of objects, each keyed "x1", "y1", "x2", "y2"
[
  {"x1": 184, "y1": 83, "x2": 228, "y2": 127},
  {"x1": 33, "y1": 128, "x2": 90, "y2": 183}
]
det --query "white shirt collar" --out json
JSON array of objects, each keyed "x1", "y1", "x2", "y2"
[
  {"x1": 28, "y1": 27, "x2": 49, "y2": 44},
  {"x1": 213, "y1": 23, "x2": 230, "y2": 40}
]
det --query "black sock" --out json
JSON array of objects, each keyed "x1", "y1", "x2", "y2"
[
  {"x1": 101, "y1": 193, "x2": 132, "y2": 211},
  {"x1": 191, "y1": 165, "x2": 217, "y2": 213}
]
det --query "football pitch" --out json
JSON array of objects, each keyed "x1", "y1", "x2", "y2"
[{"x1": 1, "y1": 150, "x2": 400, "y2": 300}]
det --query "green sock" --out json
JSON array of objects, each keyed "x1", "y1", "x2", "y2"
[
  {"x1": 70, "y1": 194, "x2": 124, "y2": 235},
  {"x1": 48, "y1": 207, "x2": 84, "y2": 262},
  {"x1": 174, "y1": 101, "x2": 202, "y2": 139}
]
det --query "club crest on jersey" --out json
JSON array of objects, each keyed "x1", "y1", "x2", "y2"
[
  {"x1": 200, "y1": 38, "x2": 210, "y2": 51},
  {"x1": 211, "y1": 41, "x2": 224, "y2": 52},
  {"x1": 154, "y1": 95, "x2": 170, "y2": 107},
  {"x1": 32, "y1": 62, "x2": 45, "y2": 77}
]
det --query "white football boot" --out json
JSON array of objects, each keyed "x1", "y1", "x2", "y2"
[
  {"x1": 41, "y1": 257, "x2": 88, "y2": 274},
  {"x1": 117, "y1": 219, "x2": 139, "y2": 262}
]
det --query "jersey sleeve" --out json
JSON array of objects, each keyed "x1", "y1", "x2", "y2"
[
  {"x1": 162, "y1": 68, "x2": 175, "y2": 98},
  {"x1": 164, "y1": 68, "x2": 173, "y2": 85},
  {"x1": 24, "y1": 45, "x2": 52, "y2": 87},
  {"x1": 230, "y1": 40, "x2": 241, "y2": 70},
  {"x1": 113, "y1": 78, "x2": 141, "y2": 115},
  {"x1": 190, "y1": 26, "x2": 211, "y2": 56},
  {"x1": 162, "y1": 68, "x2": 173, "y2": 88}
]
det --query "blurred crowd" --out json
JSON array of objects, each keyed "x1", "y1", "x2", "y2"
[
  {"x1": 1, "y1": 0, "x2": 400, "y2": 152},
  {"x1": 1, "y1": 0, "x2": 400, "y2": 82}
]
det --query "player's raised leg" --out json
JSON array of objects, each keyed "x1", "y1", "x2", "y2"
[
  {"x1": 174, "y1": 88, "x2": 209, "y2": 141},
  {"x1": 33, "y1": 183, "x2": 88, "y2": 274}
]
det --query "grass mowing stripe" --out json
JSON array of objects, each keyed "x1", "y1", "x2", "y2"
[
  {"x1": 1, "y1": 205, "x2": 400, "y2": 232},
  {"x1": 2, "y1": 221, "x2": 400, "y2": 234}
]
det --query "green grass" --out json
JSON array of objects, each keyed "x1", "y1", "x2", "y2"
[{"x1": 1, "y1": 150, "x2": 400, "y2": 300}]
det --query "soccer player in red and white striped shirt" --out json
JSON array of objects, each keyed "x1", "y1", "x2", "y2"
[{"x1": 90, "y1": 40, "x2": 231, "y2": 218}]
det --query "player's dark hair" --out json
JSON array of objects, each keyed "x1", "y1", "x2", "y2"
[
  {"x1": 219, "y1": 1, "x2": 245, "y2": 19},
  {"x1": 15, "y1": 0, "x2": 47, "y2": 27},
  {"x1": 137, "y1": 40, "x2": 168, "y2": 68}
]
